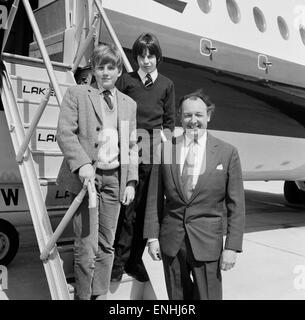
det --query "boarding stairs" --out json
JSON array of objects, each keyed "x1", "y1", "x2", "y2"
[
  {"x1": 0, "y1": 0, "x2": 166, "y2": 300},
  {"x1": 1, "y1": 52, "x2": 76, "y2": 299},
  {"x1": 0, "y1": 0, "x2": 88, "y2": 300}
]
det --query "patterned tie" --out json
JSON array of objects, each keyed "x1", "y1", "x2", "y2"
[
  {"x1": 103, "y1": 90, "x2": 113, "y2": 110},
  {"x1": 181, "y1": 139, "x2": 198, "y2": 199},
  {"x1": 144, "y1": 73, "x2": 153, "y2": 87}
]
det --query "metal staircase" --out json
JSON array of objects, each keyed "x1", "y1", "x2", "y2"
[
  {"x1": 0, "y1": 0, "x2": 135, "y2": 300},
  {"x1": 0, "y1": 0, "x2": 81, "y2": 300},
  {"x1": 0, "y1": 0, "x2": 164, "y2": 300},
  {"x1": 1, "y1": 53, "x2": 75, "y2": 299}
]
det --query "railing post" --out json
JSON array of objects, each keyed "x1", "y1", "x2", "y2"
[
  {"x1": 71, "y1": 13, "x2": 100, "y2": 73},
  {"x1": 93, "y1": 0, "x2": 133, "y2": 72},
  {"x1": 40, "y1": 180, "x2": 97, "y2": 261},
  {"x1": 16, "y1": 88, "x2": 52, "y2": 163},
  {"x1": 22, "y1": 0, "x2": 63, "y2": 105},
  {"x1": 1, "y1": 0, "x2": 20, "y2": 54}
]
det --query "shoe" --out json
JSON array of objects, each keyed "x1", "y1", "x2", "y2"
[
  {"x1": 125, "y1": 263, "x2": 149, "y2": 282},
  {"x1": 111, "y1": 266, "x2": 124, "y2": 282}
]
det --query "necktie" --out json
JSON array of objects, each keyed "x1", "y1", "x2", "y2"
[
  {"x1": 144, "y1": 74, "x2": 153, "y2": 87},
  {"x1": 181, "y1": 140, "x2": 198, "y2": 199},
  {"x1": 103, "y1": 90, "x2": 113, "y2": 110}
]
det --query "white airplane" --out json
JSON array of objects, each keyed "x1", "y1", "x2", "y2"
[
  {"x1": 1, "y1": 0, "x2": 305, "y2": 268},
  {"x1": 98, "y1": 0, "x2": 305, "y2": 204}
]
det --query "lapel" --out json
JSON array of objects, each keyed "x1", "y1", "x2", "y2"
[
  {"x1": 87, "y1": 82, "x2": 104, "y2": 122},
  {"x1": 115, "y1": 90, "x2": 126, "y2": 143},
  {"x1": 189, "y1": 133, "x2": 220, "y2": 202},
  {"x1": 87, "y1": 83, "x2": 126, "y2": 140},
  {"x1": 170, "y1": 135, "x2": 187, "y2": 203}
]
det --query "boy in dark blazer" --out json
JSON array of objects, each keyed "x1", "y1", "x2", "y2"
[{"x1": 111, "y1": 32, "x2": 175, "y2": 282}]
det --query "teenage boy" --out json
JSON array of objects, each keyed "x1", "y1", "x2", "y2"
[
  {"x1": 112, "y1": 33, "x2": 175, "y2": 282},
  {"x1": 56, "y1": 44, "x2": 138, "y2": 300}
]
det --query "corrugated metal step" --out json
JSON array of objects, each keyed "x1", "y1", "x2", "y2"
[
  {"x1": 32, "y1": 151, "x2": 63, "y2": 179},
  {"x1": 39, "y1": 179, "x2": 71, "y2": 208},
  {"x1": 0, "y1": 180, "x2": 70, "y2": 212},
  {"x1": 17, "y1": 99, "x2": 59, "y2": 127},
  {"x1": 24, "y1": 125, "x2": 59, "y2": 152}
]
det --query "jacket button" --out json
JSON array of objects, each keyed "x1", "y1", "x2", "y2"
[
  {"x1": 94, "y1": 143, "x2": 98, "y2": 148},
  {"x1": 96, "y1": 127, "x2": 100, "y2": 131}
]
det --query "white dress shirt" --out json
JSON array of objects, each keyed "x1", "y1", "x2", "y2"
[
  {"x1": 137, "y1": 68, "x2": 158, "y2": 84},
  {"x1": 148, "y1": 131, "x2": 207, "y2": 244},
  {"x1": 180, "y1": 131, "x2": 207, "y2": 190}
]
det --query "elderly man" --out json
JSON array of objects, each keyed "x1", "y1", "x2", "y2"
[{"x1": 144, "y1": 89, "x2": 245, "y2": 300}]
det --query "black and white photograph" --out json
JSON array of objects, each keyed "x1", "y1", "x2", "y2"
[{"x1": 0, "y1": 0, "x2": 305, "y2": 307}]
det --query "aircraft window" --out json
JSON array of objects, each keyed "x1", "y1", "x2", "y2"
[
  {"x1": 226, "y1": 0, "x2": 241, "y2": 24},
  {"x1": 197, "y1": 0, "x2": 212, "y2": 14},
  {"x1": 300, "y1": 25, "x2": 305, "y2": 46},
  {"x1": 253, "y1": 7, "x2": 266, "y2": 32},
  {"x1": 277, "y1": 16, "x2": 289, "y2": 40}
]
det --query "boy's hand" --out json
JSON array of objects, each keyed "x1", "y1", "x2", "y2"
[
  {"x1": 148, "y1": 240, "x2": 161, "y2": 261},
  {"x1": 122, "y1": 184, "x2": 135, "y2": 206},
  {"x1": 78, "y1": 164, "x2": 95, "y2": 186}
]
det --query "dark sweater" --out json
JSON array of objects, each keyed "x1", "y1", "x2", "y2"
[{"x1": 116, "y1": 71, "x2": 175, "y2": 131}]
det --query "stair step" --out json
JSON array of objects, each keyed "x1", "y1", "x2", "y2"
[
  {"x1": 24, "y1": 125, "x2": 59, "y2": 152},
  {"x1": 38, "y1": 179, "x2": 71, "y2": 207},
  {"x1": 11, "y1": 78, "x2": 70, "y2": 104},
  {"x1": 32, "y1": 151, "x2": 63, "y2": 179},
  {"x1": 3, "y1": 54, "x2": 75, "y2": 108},
  {"x1": 10, "y1": 75, "x2": 74, "y2": 87},
  {"x1": 12, "y1": 80, "x2": 71, "y2": 104},
  {"x1": 0, "y1": 180, "x2": 70, "y2": 212},
  {"x1": 17, "y1": 98, "x2": 60, "y2": 107},
  {"x1": 2, "y1": 53, "x2": 72, "y2": 72},
  {"x1": 18, "y1": 101, "x2": 60, "y2": 128},
  {"x1": 32, "y1": 150, "x2": 62, "y2": 156}
]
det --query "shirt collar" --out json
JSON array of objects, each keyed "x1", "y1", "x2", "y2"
[
  {"x1": 137, "y1": 68, "x2": 158, "y2": 83},
  {"x1": 184, "y1": 130, "x2": 207, "y2": 147},
  {"x1": 95, "y1": 83, "x2": 116, "y2": 96}
]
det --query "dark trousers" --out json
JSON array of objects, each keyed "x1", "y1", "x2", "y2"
[
  {"x1": 162, "y1": 237, "x2": 222, "y2": 300},
  {"x1": 113, "y1": 163, "x2": 153, "y2": 270}
]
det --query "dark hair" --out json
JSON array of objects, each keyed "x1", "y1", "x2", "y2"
[
  {"x1": 90, "y1": 44, "x2": 123, "y2": 71},
  {"x1": 178, "y1": 89, "x2": 215, "y2": 116},
  {"x1": 132, "y1": 33, "x2": 162, "y2": 66}
]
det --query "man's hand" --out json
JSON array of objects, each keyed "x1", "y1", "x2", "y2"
[
  {"x1": 220, "y1": 249, "x2": 237, "y2": 271},
  {"x1": 148, "y1": 240, "x2": 161, "y2": 261},
  {"x1": 78, "y1": 163, "x2": 95, "y2": 186},
  {"x1": 122, "y1": 182, "x2": 135, "y2": 206}
]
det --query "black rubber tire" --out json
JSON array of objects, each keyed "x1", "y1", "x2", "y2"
[
  {"x1": 0, "y1": 219, "x2": 19, "y2": 266},
  {"x1": 284, "y1": 181, "x2": 301, "y2": 204}
]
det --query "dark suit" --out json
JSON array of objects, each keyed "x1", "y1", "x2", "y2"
[{"x1": 144, "y1": 133, "x2": 245, "y2": 300}]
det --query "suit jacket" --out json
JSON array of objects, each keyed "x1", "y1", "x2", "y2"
[
  {"x1": 56, "y1": 83, "x2": 138, "y2": 201},
  {"x1": 144, "y1": 133, "x2": 245, "y2": 261}
]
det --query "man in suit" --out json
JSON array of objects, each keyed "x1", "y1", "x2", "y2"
[
  {"x1": 144, "y1": 89, "x2": 245, "y2": 300},
  {"x1": 56, "y1": 44, "x2": 138, "y2": 300}
]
